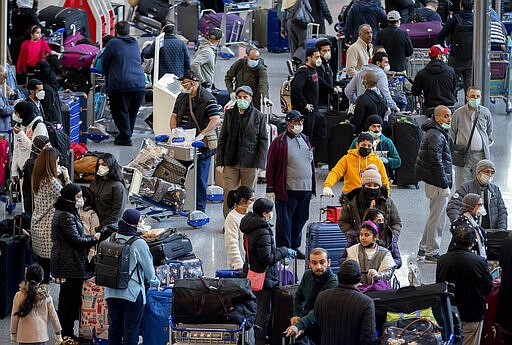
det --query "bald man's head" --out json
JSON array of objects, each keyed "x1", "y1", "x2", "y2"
[{"x1": 363, "y1": 70, "x2": 378, "y2": 89}]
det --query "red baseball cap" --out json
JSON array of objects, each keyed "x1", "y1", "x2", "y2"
[{"x1": 429, "y1": 44, "x2": 449, "y2": 58}]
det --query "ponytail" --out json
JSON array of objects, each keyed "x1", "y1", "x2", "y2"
[
  {"x1": 14, "y1": 264, "x2": 44, "y2": 318},
  {"x1": 227, "y1": 185, "x2": 254, "y2": 209}
]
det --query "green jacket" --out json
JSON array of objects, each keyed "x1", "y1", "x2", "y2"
[
  {"x1": 224, "y1": 57, "x2": 269, "y2": 109},
  {"x1": 294, "y1": 268, "x2": 338, "y2": 330}
]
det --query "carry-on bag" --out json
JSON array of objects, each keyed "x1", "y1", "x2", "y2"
[
  {"x1": 400, "y1": 21, "x2": 442, "y2": 48},
  {"x1": 136, "y1": 0, "x2": 171, "y2": 22},
  {"x1": 60, "y1": 91, "x2": 88, "y2": 143},
  {"x1": 147, "y1": 230, "x2": 193, "y2": 266},
  {"x1": 143, "y1": 287, "x2": 173, "y2": 345},
  {"x1": 79, "y1": 278, "x2": 109, "y2": 341},
  {"x1": 61, "y1": 44, "x2": 100, "y2": 71},
  {"x1": 59, "y1": 92, "x2": 81, "y2": 143},
  {"x1": 38, "y1": 5, "x2": 90, "y2": 38}
]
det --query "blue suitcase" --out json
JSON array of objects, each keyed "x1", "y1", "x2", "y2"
[
  {"x1": 65, "y1": 91, "x2": 88, "y2": 143},
  {"x1": 59, "y1": 93, "x2": 81, "y2": 144},
  {"x1": 305, "y1": 198, "x2": 347, "y2": 274},
  {"x1": 267, "y1": 8, "x2": 290, "y2": 53},
  {"x1": 143, "y1": 287, "x2": 173, "y2": 345}
]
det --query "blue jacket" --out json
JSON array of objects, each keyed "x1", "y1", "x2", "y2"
[
  {"x1": 142, "y1": 34, "x2": 191, "y2": 80},
  {"x1": 102, "y1": 35, "x2": 146, "y2": 94},
  {"x1": 345, "y1": 0, "x2": 387, "y2": 43},
  {"x1": 349, "y1": 133, "x2": 401, "y2": 169},
  {"x1": 104, "y1": 233, "x2": 157, "y2": 304}
]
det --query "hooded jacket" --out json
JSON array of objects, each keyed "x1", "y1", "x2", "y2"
[
  {"x1": 344, "y1": 0, "x2": 387, "y2": 43},
  {"x1": 142, "y1": 34, "x2": 190, "y2": 80},
  {"x1": 225, "y1": 58, "x2": 269, "y2": 108},
  {"x1": 11, "y1": 115, "x2": 47, "y2": 177},
  {"x1": 415, "y1": 119, "x2": 453, "y2": 189},
  {"x1": 34, "y1": 61, "x2": 63, "y2": 124},
  {"x1": 352, "y1": 89, "x2": 387, "y2": 134},
  {"x1": 102, "y1": 35, "x2": 146, "y2": 94},
  {"x1": 349, "y1": 133, "x2": 402, "y2": 169},
  {"x1": 191, "y1": 38, "x2": 217, "y2": 88},
  {"x1": 240, "y1": 212, "x2": 288, "y2": 289},
  {"x1": 323, "y1": 148, "x2": 390, "y2": 194},
  {"x1": 411, "y1": 59, "x2": 457, "y2": 111}
]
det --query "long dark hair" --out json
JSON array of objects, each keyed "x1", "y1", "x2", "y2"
[
  {"x1": 94, "y1": 153, "x2": 125, "y2": 186},
  {"x1": 14, "y1": 264, "x2": 44, "y2": 317},
  {"x1": 226, "y1": 185, "x2": 254, "y2": 209}
]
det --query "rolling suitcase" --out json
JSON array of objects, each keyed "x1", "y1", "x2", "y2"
[
  {"x1": 198, "y1": 12, "x2": 245, "y2": 43},
  {"x1": 267, "y1": 8, "x2": 289, "y2": 53},
  {"x1": 136, "y1": 0, "x2": 171, "y2": 22},
  {"x1": 305, "y1": 197, "x2": 347, "y2": 274},
  {"x1": 390, "y1": 116, "x2": 423, "y2": 188},
  {"x1": 63, "y1": 91, "x2": 88, "y2": 143},
  {"x1": 59, "y1": 93, "x2": 81, "y2": 144},
  {"x1": 327, "y1": 120, "x2": 355, "y2": 170},
  {"x1": 79, "y1": 278, "x2": 109, "y2": 341},
  {"x1": 400, "y1": 21, "x2": 442, "y2": 49},
  {"x1": 177, "y1": 3, "x2": 200, "y2": 42},
  {"x1": 315, "y1": 96, "x2": 348, "y2": 165},
  {"x1": 143, "y1": 287, "x2": 173, "y2": 345},
  {"x1": 61, "y1": 44, "x2": 100, "y2": 71},
  {"x1": 38, "y1": 5, "x2": 90, "y2": 38}
]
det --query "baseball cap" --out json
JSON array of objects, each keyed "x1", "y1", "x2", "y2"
[
  {"x1": 178, "y1": 70, "x2": 200, "y2": 82},
  {"x1": 235, "y1": 85, "x2": 253, "y2": 96},
  {"x1": 387, "y1": 10, "x2": 401, "y2": 21},
  {"x1": 429, "y1": 44, "x2": 449, "y2": 58},
  {"x1": 286, "y1": 110, "x2": 304, "y2": 122}
]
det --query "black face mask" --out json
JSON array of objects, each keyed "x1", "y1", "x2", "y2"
[
  {"x1": 377, "y1": 223, "x2": 385, "y2": 233},
  {"x1": 364, "y1": 187, "x2": 380, "y2": 199},
  {"x1": 359, "y1": 147, "x2": 372, "y2": 157}
]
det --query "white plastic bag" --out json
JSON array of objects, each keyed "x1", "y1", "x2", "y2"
[{"x1": 170, "y1": 128, "x2": 196, "y2": 147}]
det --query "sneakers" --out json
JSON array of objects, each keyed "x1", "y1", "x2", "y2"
[
  {"x1": 416, "y1": 249, "x2": 426, "y2": 261},
  {"x1": 424, "y1": 254, "x2": 441, "y2": 263}
]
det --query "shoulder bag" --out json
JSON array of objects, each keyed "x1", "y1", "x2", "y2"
[
  {"x1": 451, "y1": 112, "x2": 478, "y2": 167},
  {"x1": 290, "y1": 0, "x2": 314, "y2": 28},
  {"x1": 245, "y1": 235, "x2": 266, "y2": 291}
]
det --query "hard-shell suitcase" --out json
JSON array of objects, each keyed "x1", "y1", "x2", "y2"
[
  {"x1": 62, "y1": 91, "x2": 88, "y2": 143},
  {"x1": 366, "y1": 282, "x2": 455, "y2": 342},
  {"x1": 177, "y1": 3, "x2": 200, "y2": 42},
  {"x1": 59, "y1": 92, "x2": 81, "y2": 144},
  {"x1": 390, "y1": 117, "x2": 423, "y2": 188},
  {"x1": 252, "y1": 8, "x2": 268, "y2": 48},
  {"x1": 143, "y1": 287, "x2": 173, "y2": 345},
  {"x1": 38, "y1": 5, "x2": 90, "y2": 38},
  {"x1": 486, "y1": 230, "x2": 509, "y2": 261},
  {"x1": 136, "y1": 0, "x2": 171, "y2": 22},
  {"x1": 327, "y1": 121, "x2": 355, "y2": 170},
  {"x1": 400, "y1": 21, "x2": 442, "y2": 48},
  {"x1": 267, "y1": 8, "x2": 289, "y2": 53},
  {"x1": 315, "y1": 96, "x2": 348, "y2": 164},
  {"x1": 198, "y1": 12, "x2": 245, "y2": 43}
]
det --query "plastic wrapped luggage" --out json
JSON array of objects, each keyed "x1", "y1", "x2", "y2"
[
  {"x1": 79, "y1": 278, "x2": 109, "y2": 341},
  {"x1": 390, "y1": 115, "x2": 423, "y2": 188},
  {"x1": 400, "y1": 21, "x2": 442, "y2": 48},
  {"x1": 38, "y1": 5, "x2": 90, "y2": 38},
  {"x1": 138, "y1": 176, "x2": 186, "y2": 210},
  {"x1": 136, "y1": 0, "x2": 171, "y2": 22},
  {"x1": 198, "y1": 12, "x2": 245, "y2": 43},
  {"x1": 267, "y1": 8, "x2": 289, "y2": 53},
  {"x1": 153, "y1": 156, "x2": 187, "y2": 186},
  {"x1": 143, "y1": 287, "x2": 173, "y2": 345}
]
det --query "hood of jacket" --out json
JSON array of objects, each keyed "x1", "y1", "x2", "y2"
[
  {"x1": 364, "y1": 88, "x2": 385, "y2": 103},
  {"x1": 116, "y1": 35, "x2": 138, "y2": 44},
  {"x1": 421, "y1": 117, "x2": 446, "y2": 133},
  {"x1": 240, "y1": 212, "x2": 269, "y2": 235},
  {"x1": 424, "y1": 59, "x2": 447, "y2": 75},
  {"x1": 198, "y1": 37, "x2": 217, "y2": 51}
]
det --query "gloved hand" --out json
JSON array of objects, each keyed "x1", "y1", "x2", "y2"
[
  {"x1": 264, "y1": 97, "x2": 273, "y2": 106},
  {"x1": 195, "y1": 133, "x2": 205, "y2": 141},
  {"x1": 380, "y1": 156, "x2": 389, "y2": 165},
  {"x1": 10, "y1": 333, "x2": 16, "y2": 342},
  {"x1": 265, "y1": 192, "x2": 275, "y2": 201},
  {"x1": 305, "y1": 104, "x2": 314, "y2": 112},
  {"x1": 230, "y1": 92, "x2": 236, "y2": 100},
  {"x1": 55, "y1": 334, "x2": 63, "y2": 345},
  {"x1": 368, "y1": 269, "x2": 379, "y2": 279},
  {"x1": 93, "y1": 232, "x2": 101, "y2": 241},
  {"x1": 322, "y1": 187, "x2": 334, "y2": 197},
  {"x1": 285, "y1": 325, "x2": 299, "y2": 337},
  {"x1": 334, "y1": 86, "x2": 343, "y2": 94},
  {"x1": 442, "y1": 187, "x2": 451, "y2": 197},
  {"x1": 149, "y1": 278, "x2": 159, "y2": 289},
  {"x1": 287, "y1": 248, "x2": 297, "y2": 258},
  {"x1": 290, "y1": 316, "x2": 301, "y2": 325}
]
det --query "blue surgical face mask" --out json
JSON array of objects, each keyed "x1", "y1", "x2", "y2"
[
  {"x1": 468, "y1": 98, "x2": 480, "y2": 109},
  {"x1": 441, "y1": 123, "x2": 451, "y2": 131},
  {"x1": 236, "y1": 99, "x2": 250, "y2": 110},
  {"x1": 248, "y1": 59, "x2": 259, "y2": 68}
]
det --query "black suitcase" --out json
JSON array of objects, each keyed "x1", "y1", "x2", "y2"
[
  {"x1": 315, "y1": 96, "x2": 348, "y2": 164},
  {"x1": 38, "y1": 5, "x2": 90, "y2": 38},
  {"x1": 176, "y1": 3, "x2": 200, "y2": 42},
  {"x1": 136, "y1": 0, "x2": 171, "y2": 22},
  {"x1": 486, "y1": 229, "x2": 509, "y2": 261},
  {"x1": 327, "y1": 121, "x2": 355, "y2": 170},
  {"x1": 390, "y1": 117, "x2": 423, "y2": 188},
  {"x1": 366, "y1": 282, "x2": 454, "y2": 342},
  {"x1": 269, "y1": 114, "x2": 287, "y2": 134},
  {"x1": 148, "y1": 232, "x2": 193, "y2": 266}
]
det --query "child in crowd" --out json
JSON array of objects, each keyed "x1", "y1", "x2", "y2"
[
  {"x1": 16, "y1": 25, "x2": 52, "y2": 81},
  {"x1": 10, "y1": 263, "x2": 63, "y2": 345}
]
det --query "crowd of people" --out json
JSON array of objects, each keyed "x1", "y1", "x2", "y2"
[{"x1": 2, "y1": 0, "x2": 512, "y2": 344}]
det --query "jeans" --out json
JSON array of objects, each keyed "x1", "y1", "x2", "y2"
[
  {"x1": 196, "y1": 156, "x2": 212, "y2": 212},
  {"x1": 107, "y1": 292, "x2": 144, "y2": 345},
  {"x1": 57, "y1": 278, "x2": 83, "y2": 337},
  {"x1": 222, "y1": 166, "x2": 257, "y2": 217},
  {"x1": 419, "y1": 183, "x2": 449, "y2": 256},
  {"x1": 454, "y1": 150, "x2": 485, "y2": 190},
  {"x1": 275, "y1": 191, "x2": 312, "y2": 249},
  {"x1": 108, "y1": 91, "x2": 145, "y2": 141},
  {"x1": 254, "y1": 288, "x2": 273, "y2": 345}
]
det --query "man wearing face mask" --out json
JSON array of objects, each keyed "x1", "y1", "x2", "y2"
[
  {"x1": 411, "y1": 45, "x2": 457, "y2": 117},
  {"x1": 191, "y1": 28, "x2": 223, "y2": 90},
  {"x1": 447, "y1": 193, "x2": 488, "y2": 259},
  {"x1": 315, "y1": 39, "x2": 339, "y2": 109},
  {"x1": 375, "y1": 11, "x2": 413, "y2": 73},
  {"x1": 224, "y1": 48, "x2": 270, "y2": 110},
  {"x1": 447, "y1": 160, "x2": 507, "y2": 231},
  {"x1": 217, "y1": 86, "x2": 268, "y2": 218},
  {"x1": 171, "y1": 70, "x2": 221, "y2": 214},
  {"x1": 415, "y1": 105, "x2": 453, "y2": 263},
  {"x1": 265, "y1": 110, "x2": 316, "y2": 259},
  {"x1": 345, "y1": 52, "x2": 399, "y2": 113},
  {"x1": 26, "y1": 79, "x2": 47, "y2": 120},
  {"x1": 450, "y1": 87, "x2": 493, "y2": 190},
  {"x1": 323, "y1": 132, "x2": 389, "y2": 197}
]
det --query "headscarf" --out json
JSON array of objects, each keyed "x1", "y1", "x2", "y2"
[
  {"x1": 14, "y1": 101, "x2": 36, "y2": 126},
  {"x1": 34, "y1": 61, "x2": 59, "y2": 90}
]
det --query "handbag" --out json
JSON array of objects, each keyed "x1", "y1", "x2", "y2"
[
  {"x1": 451, "y1": 112, "x2": 478, "y2": 167},
  {"x1": 357, "y1": 278, "x2": 392, "y2": 293},
  {"x1": 188, "y1": 96, "x2": 218, "y2": 150},
  {"x1": 245, "y1": 236, "x2": 266, "y2": 291},
  {"x1": 381, "y1": 318, "x2": 441, "y2": 345},
  {"x1": 291, "y1": 0, "x2": 314, "y2": 28}
]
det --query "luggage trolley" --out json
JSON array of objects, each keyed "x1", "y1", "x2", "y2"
[
  {"x1": 489, "y1": 51, "x2": 512, "y2": 115},
  {"x1": 169, "y1": 316, "x2": 246, "y2": 345},
  {"x1": 405, "y1": 48, "x2": 430, "y2": 80},
  {"x1": 222, "y1": 0, "x2": 257, "y2": 46}
]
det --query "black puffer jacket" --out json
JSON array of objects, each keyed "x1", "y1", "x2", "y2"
[
  {"x1": 415, "y1": 119, "x2": 453, "y2": 189},
  {"x1": 50, "y1": 199, "x2": 97, "y2": 279},
  {"x1": 411, "y1": 60, "x2": 457, "y2": 111},
  {"x1": 240, "y1": 212, "x2": 288, "y2": 289}
]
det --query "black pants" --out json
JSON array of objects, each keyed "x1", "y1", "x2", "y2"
[
  {"x1": 303, "y1": 110, "x2": 327, "y2": 150},
  {"x1": 36, "y1": 256, "x2": 51, "y2": 284},
  {"x1": 108, "y1": 91, "x2": 145, "y2": 141},
  {"x1": 58, "y1": 278, "x2": 84, "y2": 337}
]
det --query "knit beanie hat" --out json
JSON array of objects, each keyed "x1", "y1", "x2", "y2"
[
  {"x1": 460, "y1": 193, "x2": 481, "y2": 214},
  {"x1": 360, "y1": 164, "x2": 382, "y2": 187},
  {"x1": 476, "y1": 159, "x2": 495, "y2": 175},
  {"x1": 60, "y1": 183, "x2": 82, "y2": 202},
  {"x1": 366, "y1": 114, "x2": 383, "y2": 129},
  {"x1": 31, "y1": 135, "x2": 50, "y2": 155},
  {"x1": 338, "y1": 260, "x2": 361, "y2": 285}
]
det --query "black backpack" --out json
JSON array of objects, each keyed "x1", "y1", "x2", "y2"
[
  {"x1": 95, "y1": 234, "x2": 142, "y2": 289},
  {"x1": 451, "y1": 14, "x2": 473, "y2": 60},
  {"x1": 33, "y1": 119, "x2": 70, "y2": 169}
]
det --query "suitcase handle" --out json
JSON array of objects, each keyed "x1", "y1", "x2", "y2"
[{"x1": 319, "y1": 195, "x2": 335, "y2": 221}]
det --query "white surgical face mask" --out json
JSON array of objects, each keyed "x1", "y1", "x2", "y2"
[
  {"x1": 315, "y1": 58, "x2": 322, "y2": 67},
  {"x1": 291, "y1": 124, "x2": 303, "y2": 135},
  {"x1": 383, "y1": 64, "x2": 390, "y2": 73},
  {"x1": 75, "y1": 197, "x2": 84, "y2": 209},
  {"x1": 323, "y1": 52, "x2": 331, "y2": 61},
  {"x1": 268, "y1": 211, "x2": 274, "y2": 221},
  {"x1": 476, "y1": 206, "x2": 487, "y2": 217},
  {"x1": 36, "y1": 90, "x2": 45, "y2": 100},
  {"x1": 478, "y1": 173, "x2": 493, "y2": 185},
  {"x1": 12, "y1": 113, "x2": 23, "y2": 124},
  {"x1": 97, "y1": 165, "x2": 109, "y2": 177},
  {"x1": 180, "y1": 85, "x2": 192, "y2": 94}
]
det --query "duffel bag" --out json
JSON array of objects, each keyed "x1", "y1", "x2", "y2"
[
  {"x1": 61, "y1": 44, "x2": 100, "y2": 70},
  {"x1": 148, "y1": 231, "x2": 193, "y2": 266},
  {"x1": 172, "y1": 276, "x2": 257, "y2": 328}
]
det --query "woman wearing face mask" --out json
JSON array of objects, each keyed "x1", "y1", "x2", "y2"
[
  {"x1": 88, "y1": 153, "x2": 127, "y2": 231},
  {"x1": 344, "y1": 221, "x2": 396, "y2": 286},
  {"x1": 21, "y1": 135, "x2": 50, "y2": 217},
  {"x1": 11, "y1": 100, "x2": 48, "y2": 185},
  {"x1": 31, "y1": 147, "x2": 70, "y2": 284},
  {"x1": 338, "y1": 165, "x2": 402, "y2": 249},
  {"x1": 224, "y1": 185, "x2": 255, "y2": 270},
  {"x1": 448, "y1": 193, "x2": 488, "y2": 259},
  {"x1": 240, "y1": 198, "x2": 296, "y2": 345},
  {"x1": 50, "y1": 183, "x2": 100, "y2": 341}
]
